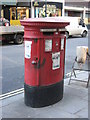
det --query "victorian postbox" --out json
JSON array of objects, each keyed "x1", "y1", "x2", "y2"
[{"x1": 21, "y1": 17, "x2": 69, "y2": 108}]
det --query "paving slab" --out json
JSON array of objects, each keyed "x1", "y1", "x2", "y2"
[
  {"x1": 51, "y1": 92, "x2": 88, "y2": 114},
  {"x1": 75, "y1": 107, "x2": 88, "y2": 118},
  {"x1": 65, "y1": 71, "x2": 89, "y2": 88},
  {"x1": 0, "y1": 98, "x2": 2, "y2": 108},
  {"x1": 82, "y1": 95, "x2": 88, "y2": 101},
  {"x1": 2, "y1": 97, "x2": 78, "y2": 118},
  {"x1": 0, "y1": 108, "x2": 2, "y2": 120},
  {"x1": 33, "y1": 108, "x2": 78, "y2": 118},
  {"x1": 64, "y1": 85, "x2": 88, "y2": 99}
]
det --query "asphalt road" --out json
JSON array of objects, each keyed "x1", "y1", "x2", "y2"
[
  {"x1": 0, "y1": 36, "x2": 88, "y2": 94},
  {"x1": 1, "y1": 44, "x2": 24, "y2": 94}
]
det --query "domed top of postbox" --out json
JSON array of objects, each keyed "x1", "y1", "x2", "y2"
[{"x1": 20, "y1": 17, "x2": 69, "y2": 29}]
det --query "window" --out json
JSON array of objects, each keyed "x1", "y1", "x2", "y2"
[
  {"x1": 10, "y1": 7, "x2": 29, "y2": 20},
  {"x1": 36, "y1": 4, "x2": 61, "y2": 18},
  {"x1": 17, "y1": 7, "x2": 29, "y2": 20},
  {"x1": 10, "y1": 7, "x2": 16, "y2": 20},
  {"x1": 1, "y1": 9, "x2": 4, "y2": 18}
]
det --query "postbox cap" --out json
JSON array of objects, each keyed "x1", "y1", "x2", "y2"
[
  {"x1": 21, "y1": 17, "x2": 69, "y2": 23},
  {"x1": 21, "y1": 17, "x2": 69, "y2": 28}
]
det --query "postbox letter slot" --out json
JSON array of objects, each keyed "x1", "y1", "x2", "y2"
[
  {"x1": 40, "y1": 29, "x2": 57, "y2": 32},
  {"x1": 43, "y1": 32, "x2": 54, "y2": 36},
  {"x1": 40, "y1": 29, "x2": 57, "y2": 36}
]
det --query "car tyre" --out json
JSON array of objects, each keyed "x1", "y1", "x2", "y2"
[
  {"x1": 81, "y1": 31, "x2": 87, "y2": 37},
  {"x1": 65, "y1": 32, "x2": 69, "y2": 39},
  {"x1": 14, "y1": 34, "x2": 23, "y2": 44}
]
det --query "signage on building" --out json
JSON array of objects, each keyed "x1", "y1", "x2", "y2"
[
  {"x1": 33, "y1": 2, "x2": 62, "y2": 9},
  {"x1": 33, "y1": 1, "x2": 39, "y2": 7}
]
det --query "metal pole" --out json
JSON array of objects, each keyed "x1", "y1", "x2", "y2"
[
  {"x1": 16, "y1": 6, "x2": 17, "y2": 20},
  {"x1": 83, "y1": 7, "x2": 86, "y2": 21},
  {"x1": 62, "y1": 0, "x2": 65, "y2": 17},
  {"x1": 0, "y1": 5, "x2": 1, "y2": 18},
  {"x1": 45, "y1": 0, "x2": 47, "y2": 17},
  {"x1": 29, "y1": 0, "x2": 31, "y2": 18},
  {"x1": 16, "y1": 0, "x2": 17, "y2": 20},
  {"x1": 31, "y1": 0, "x2": 32, "y2": 18},
  {"x1": 31, "y1": 0, "x2": 34, "y2": 18}
]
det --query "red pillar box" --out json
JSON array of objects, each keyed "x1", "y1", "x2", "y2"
[{"x1": 21, "y1": 17, "x2": 69, "y2": 108}]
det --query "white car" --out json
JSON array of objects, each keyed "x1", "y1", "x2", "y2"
[{"x1": 64, "y1": 17, "x2": 88, "y2": 38}]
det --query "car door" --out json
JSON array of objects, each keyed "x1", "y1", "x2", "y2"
[
  {"x1": 76, "y1": 25, "x2": 83, "y2": 35},
  {"x1": 69, "y1": 24, "x2": 79, "y2": 35}
]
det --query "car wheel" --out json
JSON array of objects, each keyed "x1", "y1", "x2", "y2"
[
  {"x1": 14, "y1": 34, "x2": 23, "y2": 44},
  {"x1": 81, "y1": 31, "x2": 87, "y2": 37},
  {"x1": 65, "y1": 32, "x2": 69, "y2": 39}
]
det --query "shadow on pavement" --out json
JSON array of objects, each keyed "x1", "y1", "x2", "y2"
[
  {"x1": 0, "y1": 41, "x2": 24, "y2": 46},
  {"x1": 68, "y1": 35, "x2": 86, "y2": 39}
]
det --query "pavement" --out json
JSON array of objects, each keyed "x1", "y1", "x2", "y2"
[{"x1": 0, "y1": 71, "x2": 89, "y2": 119}]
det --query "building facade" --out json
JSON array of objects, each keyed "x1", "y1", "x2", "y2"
[
  {"x1": 0, "y1": 0, "x2": 64, "y2": 25},
  {"x1": 31, "y1": 0, "x2": 64, "y2": 18},
  {"x1": 0, "y1": 0, "x2": 16, "y2": 20},
  {"x1": 1, "y1": 0, "x2": 89, "y2": 26},
  {"x1": 64, "y1": 0, "x2": 90, "y2": 25},
  {"x1": 0, "y1": 0, "x2": 31, "y2": 25}
]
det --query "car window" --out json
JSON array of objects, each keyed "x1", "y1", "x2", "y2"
[
  {"x1": 4, "y1": 20, "x2": 9, "y2": 23},
  {"x1": 0, "y1": 19, "x2": 10, "y2": 26},
  {"x1": 82, "y1": 23, "x2": 85, "y2": 27}
]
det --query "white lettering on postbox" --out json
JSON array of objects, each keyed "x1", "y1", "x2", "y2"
[
  {"x1": 52, "y1": 52, "x2": 60, "y2": 70},
  {"x1": 25, "y1": 41, "x2": 32, "y2": 59}
]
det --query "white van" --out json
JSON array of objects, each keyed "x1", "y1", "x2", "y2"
[{"x1": 64, "y1": 17, "x2": 88, "y2": 38}]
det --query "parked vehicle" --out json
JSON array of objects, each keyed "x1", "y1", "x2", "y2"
[
  {"x1": 64, "y1": 17, "x2": 88, "y2": 38},
  {"x1": 0, "y1": 18, "x2": 10, "y2": 26},
  {"x1": 0, "y1": 26, "x2": 24, "y2": 44}
]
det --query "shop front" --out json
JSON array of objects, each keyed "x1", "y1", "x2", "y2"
[
  {"x1": 0, "y1": 0, "x2": 64, "y2": 25},
  {"x1": 33, "y1": 1, "x2": 63, "y2": 18},
  {"x1": 10, "y1": 6, "x2": 30, "y2": 25},
  {"x1": 10, "y1": 1, "x2": 30, "y2": 25},
  {"x1": 0, "y1": 0, "x2": 16, "y2": 21},
  {"x1": 10, "y1": 0, "x2": 63, "y2": 25},
  {"x1": 65, "y1": 10, "x2": 83, "y2": 18}
]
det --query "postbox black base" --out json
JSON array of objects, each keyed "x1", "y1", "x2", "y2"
[{"x1": 24, "y1": 80, "x2": 64, "y2": 108}]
